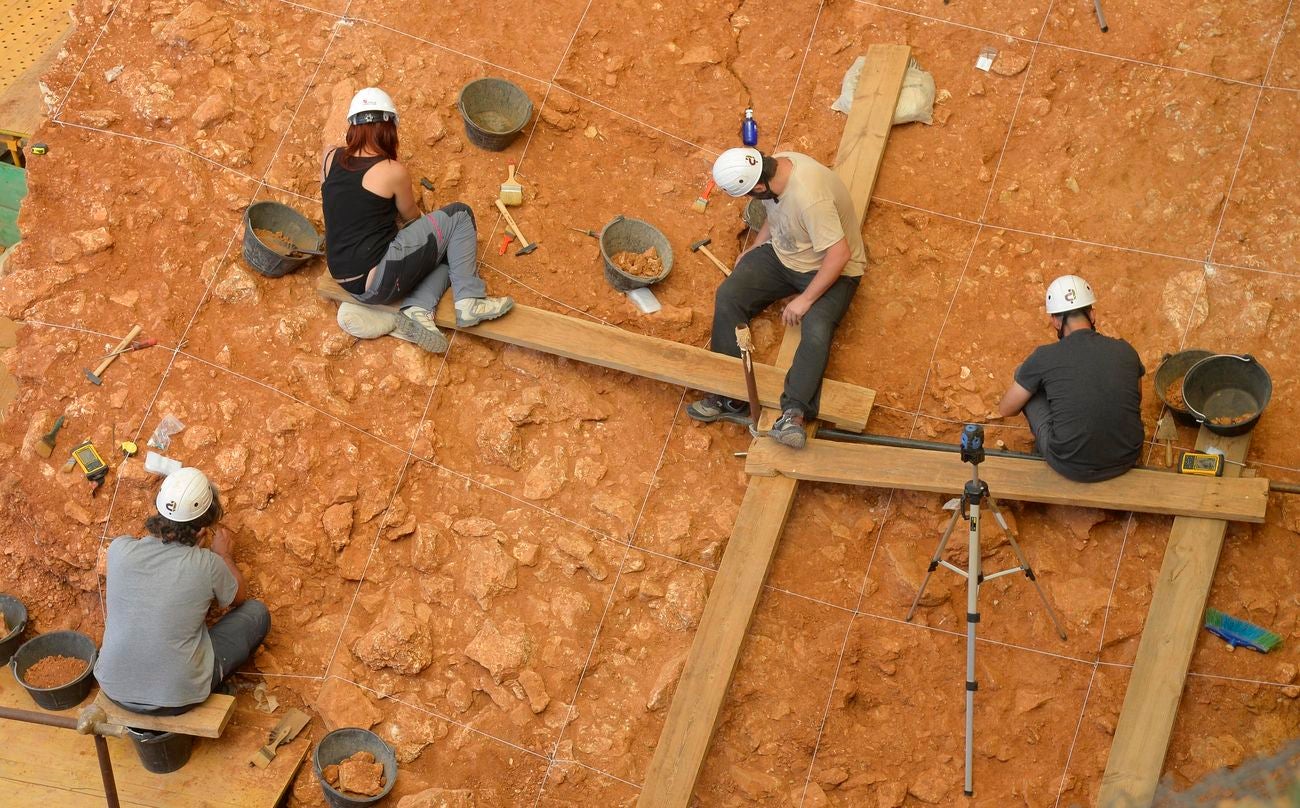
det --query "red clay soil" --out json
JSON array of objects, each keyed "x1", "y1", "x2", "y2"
[
  {"x1": 22, "y1": 655, "x2": 87, "y2": 688},
  {"x1": 3, "y1": 0, "x2": 1300, "y2": 805}
]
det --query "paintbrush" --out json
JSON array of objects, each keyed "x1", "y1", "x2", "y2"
[{"x1": 500, "y1": 162, "x2": 523, "y2": 206}]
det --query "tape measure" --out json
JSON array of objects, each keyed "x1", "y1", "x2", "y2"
[
  {"x1": 1179, "y1": 451, "x2": 1224, "y2": 477},
  {"x1": 29, "y1": 143, "x2": 48, "y2": 155}
]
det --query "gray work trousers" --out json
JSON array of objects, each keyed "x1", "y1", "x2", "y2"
[
  {"x1": 110, "y1": 600, "x2": 272, "y2": 716},
  {"x1": 354, "y1": 203, "x2": 486, "y2": 310},
  {"x1": 709, "y1": 244, "x2": 860, "y2": 418}
]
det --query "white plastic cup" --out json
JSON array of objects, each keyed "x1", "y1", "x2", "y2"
[{"x1": 144, "y1": 451, "x2": 182, "y2": 477}]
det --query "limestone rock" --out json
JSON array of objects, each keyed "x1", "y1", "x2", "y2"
[
  {"x1": 732, "y1": 766, "x2": 781, "y2": 801},
  {"x1": 646, "y1": 652, "x2": 687, "y2": 711},
  {"x1": 322, "y1": 503, "x2": 354, "y2": 550},
  {"x1": 464, "y1": 619, "x2": 530, "y2": 683},
  {"x1": 70, "y1": 228, "x2": 113, "y2": 256},
  {"x1": 314, "y1": 677, "x2": 381, "y2": 731},
  {"x1": 463, "y1": 538, "x2": 517, "y2": 605},
  {"x1": 213, "y1": 270, "x2": 261, "y2": 304},
  {"x1": 191, "y1": 93, "x2": 232, "y2": 129},
  {"x1": 678, "y1": 45, "x2": 722, "y2": 65},
  {"x1": 410, "y1": 526, "x2": 439, "y2": 572},
  {"x1": 991, "y1": 52, "x2": 1030, "y2": 76},
  {"x1": 353, "y1": 605, "x2": 435, "y2": 674},
  {"x1": 337, "y1": 757, "x2": 385, "y2": 796},
  {"x1": 518, "y1": 669, "x2": 549, "y2": 714},
  {"x1": 451, "y1": 517, "x2": 495, "y2": 537},
  {"x1": 659, "y1": 568, "x2": 708, "y2": 631}
]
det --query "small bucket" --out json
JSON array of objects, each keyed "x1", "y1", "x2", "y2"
[
  {"x1": 127, "y1": 728, "x2": 194, "y2": 773},
  {"x1": 242, "y1": 201, "x2": 322, "y2": 278},
  {"x1": 10, "y1": 630, "x2": 97, "y2": 710},
  {"x1": 1154, "y1": 349, "x2": 1213, "y2": 425},
  {"x1": 314, "y1": 728, "x2": 398, "y2": 808},
  {"x1": 599, "y1": 216, "x2": 673, "y2": 292},
  {"x1": 457, "y1": 78, "x2": 533, "y2": 152},
  {"x1": 0, "y1": 593, "x2": 28, "y2": 665},
  {"x1": 1183, "y1": 354, "x2": 1272, "y2": 436}
]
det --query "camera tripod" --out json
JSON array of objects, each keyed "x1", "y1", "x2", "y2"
[{"x1": 905, "y1": 424, "x2": 1068, "y2": 796}]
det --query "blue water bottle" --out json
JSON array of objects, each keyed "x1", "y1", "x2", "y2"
[{"x1": 740, "y1": 108, "x2": 759, "y2": 147}]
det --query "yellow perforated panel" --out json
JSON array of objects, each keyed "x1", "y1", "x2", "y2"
[{"x1": 0, "y1": 0, "x2": 75, "y2": 89}]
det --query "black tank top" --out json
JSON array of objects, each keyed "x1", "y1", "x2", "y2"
[{"x1": 321, "y1": 151, "x2": 398, "y2": 284}]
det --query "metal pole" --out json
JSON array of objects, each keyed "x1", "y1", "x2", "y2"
[
  {"x1": 0, "y1": 705, "x2": 123, "y2": 808},
  {"x1": 817, "y1": 428, "x2": 1042, "y2": 460},
  {"x1": 963, "y1": 471, "x2": 981, "y2": 797}
]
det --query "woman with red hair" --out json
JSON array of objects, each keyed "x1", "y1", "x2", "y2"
[{"x1": 321, "y1": 87, "x2": 512, "y2": 352}]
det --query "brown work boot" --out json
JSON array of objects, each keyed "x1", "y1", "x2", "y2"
[{"x1": 770, "y1": 409, "x2": 807, "y2": 449}]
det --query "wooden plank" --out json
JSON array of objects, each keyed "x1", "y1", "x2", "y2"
[
  {"x1": 745, "y1": 438, "x2": 1269, "y2": 523},
  {"x1": 94, "y1": 691, "x2": 236, "y2": 739},
  {"x1": 1099, "y1": 430, "x2": 1252, "y2": 807},
  {"x1": 637, "y1": 464, "x2": 799, "y2": 807},
  {"x1": 833, "y1": 43, "x2": 912, "y2": 225},
  {"x1": 0, "y1": 669, "x2": 305, "y2": 808},
  {"x1": 315, "y1": 275, "x2": 876, "y2": 432},
  {"x1": 0, "y1": 3, "x2": 72, "y2": 137}
]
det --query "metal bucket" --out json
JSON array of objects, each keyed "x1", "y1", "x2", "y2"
[
  {"x1": 242, "y1": 201, "x2": 322, "y2": 278},
  {"x1": 457, "y1": 78, "x2": 533, "y2": 152},
  {"x1": 10, "y1": 630, "x2": 97, "y2": 710},
  {"x1": 313, "y1": 728, "x2": 398, "y2": 808},
  {"x1": 1153, "y1": 349, "x2": 1213, "y2": 425},
  {"x1": 598, "y1": 215, "x2": 673, "y2": 292},
  {"x1": 1182, "y1": 354, "x2": 1272, "y2": 436},
  {"x1": 0, "y1": 593, "x2": 27, "y2": 665}
]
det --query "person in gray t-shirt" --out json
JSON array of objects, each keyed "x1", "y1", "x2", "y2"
[
  {"x1": 95, "y1": 467, "x2": 270, "y2": 715},
  {"x1": 994, "y1": 275, "x2": 1145, "y2": 483}
]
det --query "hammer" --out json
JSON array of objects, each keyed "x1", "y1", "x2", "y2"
[
  {"x1": 494, "y1": 199, "x2": 538, "y2": 256},
  {"x1": 85, "y1": 325, "x2": 142, "y2": 385},
  {"x1": 689, "y1": 238, "x2": 731, "y2": 277}
]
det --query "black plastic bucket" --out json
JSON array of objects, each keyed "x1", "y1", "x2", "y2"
[
  {"x1": 1154, "y1": 349, "x2": 1213, "y2": 425},
  {"x1": 457, "y1": 78, "x2": 532, "y2": 151},
  {"x1": 1183, "y1": 354, "x2": 1272, "y2": 436},
  {"x1": 127, "y1": 728, "x2": 195, "y2": 773},
  {"x1": 0, "y1": 593, "x2": 27, "y2": 665},
  {"x1": 10, "y1": 630, "x2": 97, "y2": 710},
  {"x1": 314, "y1": 728, "x2": 398, "y2": 807},
  {"x1": 242, "y1": 201, "x2": 322, "y2": 278},
  {"x1": 599, "y1": 215, "x2": 673, "y2": 292}
]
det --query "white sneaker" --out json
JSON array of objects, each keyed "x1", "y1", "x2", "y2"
[
  {"x1": 455, "y1": 296, "x2": 515, "y2": 327},
  {"x1": 393, "y1": 306, "x2": 448, "y2": 353}
]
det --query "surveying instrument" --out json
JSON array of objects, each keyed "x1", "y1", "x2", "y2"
[{"x1": 905, "y1": 423, "x2": 1067, "y2": 796}]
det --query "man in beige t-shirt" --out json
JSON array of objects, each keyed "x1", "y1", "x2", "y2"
[{"x1": 686, "y1": 148, "x2": 866, "y2": 449}]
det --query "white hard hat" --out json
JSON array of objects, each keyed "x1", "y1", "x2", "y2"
[
  {"x1": 347, "y1": 87, "x2": 398, "y2": 126},
  {"x1": 1045, "y1": 274, "x2": 1096, "y2": 314},
  {"x1": 712, "y1": 147, "x2": 763, "y2": 196},
  {"x1": 156, "y1": 467, "x2": 214, "y2": 522}
]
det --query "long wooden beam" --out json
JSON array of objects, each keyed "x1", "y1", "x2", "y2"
[
  {"x1": 1099, "y1": 430, "x2": 1252, "y2": 806},
  {"x1": 637, "y1": 43, "x2": 912, "y2": 808},
  {"x1": 316, "y1": 277, "x2": 875, "y2": 432},
  {"x1": 745, "y1": 437, "x2": 1268, "y2": 523}
]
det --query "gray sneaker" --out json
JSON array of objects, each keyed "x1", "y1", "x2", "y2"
[
  {"x1": 393, "y1": 306, "x2": 449, "y2": 353},
  {"x1": 686, "y1": 395, "x2": 751, "y2": 425},
  {"x1": 770, "y1": 409, "x2": 807, "y2": 449},
  {"x1": 455, "y1": 296, "x2": 515, "y2": 327}
]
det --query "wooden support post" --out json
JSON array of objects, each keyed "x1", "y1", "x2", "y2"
[
  {"x1": 1098, "y1": 429, "x2": 1252, "y2": 807},
  {"x1": 637, "y1": 43, "x2": 912, "y2": 808}
]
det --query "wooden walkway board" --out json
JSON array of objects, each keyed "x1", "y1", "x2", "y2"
[
  {"x1": 0, "y1": 669, "x2": 305, "y2": 808},
  {"x1": 315, "y1": 275, "x2": 875, "y2": 431},
  {"x1": 1099, "y1": 431, "x2": 1252, "y2": 807},
  {"x1": 745, "y1": 438, "x2": 1269, "y2": 523},
  {"x1": 94, "y1": 691, "x2": 235, "y2": 739},
  {"x1": 834, "y1": 43, "x2": 913, "y2": 225}
]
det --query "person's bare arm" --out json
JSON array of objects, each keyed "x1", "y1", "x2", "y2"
[
  {"x1": 208, "y1": 525, "x2": 248, "y2": 606},
  {"x1": 387, "y1": 162, "x2": 421, "y2": 222},
  {"x1": 997, "y1": 382, "x2": 1033, "y2": 418},
  {"x1": 781, "y1": 237, "x2": 849, "y2": 326}
]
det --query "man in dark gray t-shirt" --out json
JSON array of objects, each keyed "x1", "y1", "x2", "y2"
[{"x1": 995, "y1": 275, "x2": 1145, "y2": 483}]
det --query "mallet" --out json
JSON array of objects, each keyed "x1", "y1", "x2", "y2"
[
  {"x1": 84, "y1": 325, "x2": 142, "y2": 385},
  {"x1": 689, "y1": 238, "x2": 731, "y2": 277},
  {"x1": 494, "y1": 199, "x2": 538, "y2": 256}
]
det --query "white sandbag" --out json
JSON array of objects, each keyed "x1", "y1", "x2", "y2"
[
  {"x1": 337, "y1": 301, "x2": 398, "y2": 339},
  {"x1": 831, "y1": 56, "x2": 936, "y2": 126}
]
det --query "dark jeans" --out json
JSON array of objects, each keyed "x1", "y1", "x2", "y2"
[
  {"x1": 709, "y1": 244, "x2": 860, "y2": 417},
  {"x1": 111, "y1": 600, "x2": 272, "y2": 716},
  {"x1": 1023, "y1": 393, "x2": 1132, "y2": 482}
]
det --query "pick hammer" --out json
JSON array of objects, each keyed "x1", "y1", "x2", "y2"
[
  {"x1": 689, "y1": 238, "x2": 731, "y2": 277},
  {"x1": 84, "y1": 325, "x2": 142, "y2": 385}
]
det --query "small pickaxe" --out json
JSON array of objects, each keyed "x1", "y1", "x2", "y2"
[
  {"x1": 85, "y1": 325, "x2": 141, "y2": 385},
  {"x1": 736, "y1": 325, "x2": 766, "y2": 437},
  {"x1": 690, "y1": 238, "x2": 731, "y2": 277},
  {"x1": 494, "y1": 199, "x2": 538, "y2": 256}
]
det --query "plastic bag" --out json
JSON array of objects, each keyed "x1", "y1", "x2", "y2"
[
  {"x1": 147, "y1": 414, "x2": 185, "y2": 451},
  {"x1": 831, "y1": 56, "x2": 936, "y2": 126}
]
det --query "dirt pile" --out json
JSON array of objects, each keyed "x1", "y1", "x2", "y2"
[{"x1": 22, "y1": 655, "x2": 87, "y2": 688}]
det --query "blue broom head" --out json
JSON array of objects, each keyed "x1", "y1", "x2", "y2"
[{"x1": 1204, "y1": 608, "x2": 1282, "y2": 654}]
